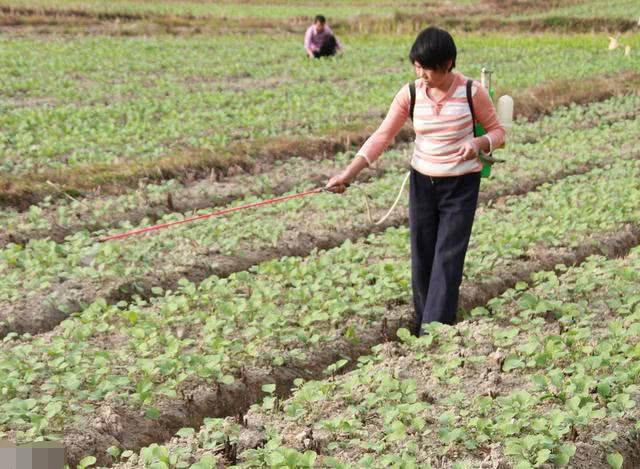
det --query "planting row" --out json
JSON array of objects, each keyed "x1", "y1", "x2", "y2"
[
  {"x1": 1, "y1": 0, "x2": 635, "y2": 25},
  {"x1": 0, "y1": 149, "x2": 405, "y2": 247},
  {"x1": 140, "y1": 245, "x2": 640, "y2": 468},
  {"x1": 1, "y1": 93, "x2": 638, "y2": 246},
  {"x1": 1, "y1": 32, "x2": 638, "y2": 195},
  {"x1": 1, "y1": 104, "x2": 639, "y2": 337},
  {"x1": 0, "y1": 0, "x2": 431, "y2": 21},
  {"x1": 1, "y1": 157, "x2": 640, "y2": 464},
  {"x1": 514, "y1": 0, "x2": 640, "y2": 21}
]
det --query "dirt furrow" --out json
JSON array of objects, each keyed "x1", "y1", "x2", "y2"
[
  {"x1": 0, "y1": 153, "x2": 390, "y2": 248},
  {"x1": 62, "y1": 223, "x2": 640, "y2": 467},
  {"x1": 565, "y1": 410, "x2": 640, "y2": 469}
]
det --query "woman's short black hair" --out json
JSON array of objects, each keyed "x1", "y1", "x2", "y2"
[
  {"x1": 409, "y1": 27, "x2": 457, "y2": 71},
  {"x1": 314, "y1": 15, "x2": 326, "y2": 23}
]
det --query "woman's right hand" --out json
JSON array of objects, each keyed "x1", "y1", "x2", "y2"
[{"x1": 325, "y1": 169, "x2": 355, "y2": 193}]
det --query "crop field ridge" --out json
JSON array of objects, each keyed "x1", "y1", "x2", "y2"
[
  {"x1": 1, "y1": 73, "x2": 638, "y2": 210},
  {"x1": 0, "y1": 150, "x2": 399, "y2": 248},
  {"x1": 0, "y1": 125, "x2": 411, "y2": 211},
  {"x1": 439, "y1": 16, "x2": 639, "y2": 34},
  {"x1": 0, "y1": 5, "x2": 146, "y2": 22},
  {"x1": 2, "y1": 91, "x2": 638, "y2": 248},
  {"x1": 61, "y1": 223, "x2": 640, "y2": 467},
  {"x1": 3, "y1": 144, "x2": 639, "y2": 340}
]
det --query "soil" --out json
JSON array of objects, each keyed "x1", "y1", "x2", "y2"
[{"x1": 57, "y1": 223, "x2": 640, "y2": 467}]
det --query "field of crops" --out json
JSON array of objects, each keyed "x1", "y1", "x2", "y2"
[
  {"x1": 127, "y1": 246, "x2": 640, "y2": 468},
  {"x1": 1, "y1": 0, "x2": 640, "y2": 468},
  {"x1": 2, "y1": 31, "x2": 639, "y2": 204}
]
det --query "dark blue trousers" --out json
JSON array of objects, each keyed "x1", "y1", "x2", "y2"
[
  {"x1": 313, "y1": 36, "x2": 337, "y2": 58},
  {"x1": 409, "y1": 169, "x2": 480, "y2": 336}
]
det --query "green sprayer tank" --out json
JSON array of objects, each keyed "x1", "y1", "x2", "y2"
[{"x1": 476, "y1": 68, "x2": 494, "y2": 178}]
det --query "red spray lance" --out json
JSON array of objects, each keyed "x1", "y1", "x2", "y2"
[{"x1": 98, "y1": 187, "x2": 337, "y2": 242}]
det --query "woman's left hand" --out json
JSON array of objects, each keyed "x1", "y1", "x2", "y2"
[{"x1": 455, "y1": 139, "x2": 480, "y2": 162}]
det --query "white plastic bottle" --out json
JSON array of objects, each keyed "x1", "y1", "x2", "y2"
[{"x1": 497, "y1": 95, "x2": 514, "y2": 132}]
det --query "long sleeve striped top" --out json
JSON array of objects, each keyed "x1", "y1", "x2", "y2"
[{"x1": 357, "y1": 72, "x2": 506, "y2": 176}]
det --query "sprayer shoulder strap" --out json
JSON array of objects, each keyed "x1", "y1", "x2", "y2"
[
  {"x1": 408, "y1": 82, "x2": 416, "y2": 121},
  {"x1": 466, "y1": 79, "x2": 477, "y2": 137}
]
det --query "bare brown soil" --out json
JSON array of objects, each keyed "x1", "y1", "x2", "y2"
[
  {"x1": 0, "y1": 5, "x2": 138, "y2": 20},
  {"x1": 61, "y1": 223, "x2": 640, "y2": 467},
  {"x1": 571, "y1": 422, "x2": 640, "y2": 469},
  {"x1": 3, "y1": 96, "x2": 60, "y2": 108},
  {"x1": 512, "y1": 70, "x2": 640, "y2": 122}
]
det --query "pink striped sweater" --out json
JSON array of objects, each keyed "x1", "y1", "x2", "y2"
[{"x1": 358, "y1": 72, "x2": 506, "y2": 176}]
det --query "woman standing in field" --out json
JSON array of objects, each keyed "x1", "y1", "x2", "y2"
[{"x1": 326, "y1": 27, "x2": 505, "y2": 336}]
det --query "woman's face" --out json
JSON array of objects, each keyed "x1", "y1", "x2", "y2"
[{"x1": 414, "y1": 62, "x2": 451, "y2": 88}]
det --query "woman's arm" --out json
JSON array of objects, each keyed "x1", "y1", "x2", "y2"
[
  {"x1": 357, "y1": 84, "x2": 411, "y2": 164},
  {"x1": 455, "y1": 82, "x2": 506, "y2": 160},
  {"x1": 304, "y1": 27, "x2": 315, "y2": 58},
  {"x1": 326, "y1": 85, "x2": 411, "y2": 191},
  {"x1": 473, "y1": 83, "x2": 506, "y2": 153}
]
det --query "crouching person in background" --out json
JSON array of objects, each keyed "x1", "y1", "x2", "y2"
[{"x1": 304, "y1": 15, "x2": 342, "y2": 58}]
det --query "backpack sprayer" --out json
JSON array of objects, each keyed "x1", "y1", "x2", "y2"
[
  {"x1": 476, "y1": 68, "x2": 514, "y2": 177},
  {"x1": 100, "y1": 70, "x2": 514, "y2": 242}
]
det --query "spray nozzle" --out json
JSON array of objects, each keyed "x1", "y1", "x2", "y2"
[{"x1": 481, "y1": 67, "x2": 493, "y2": 91}]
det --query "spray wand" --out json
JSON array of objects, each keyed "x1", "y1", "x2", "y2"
[{"x1": 98, "y1": 186, "x2": 344, "y2": 242}]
